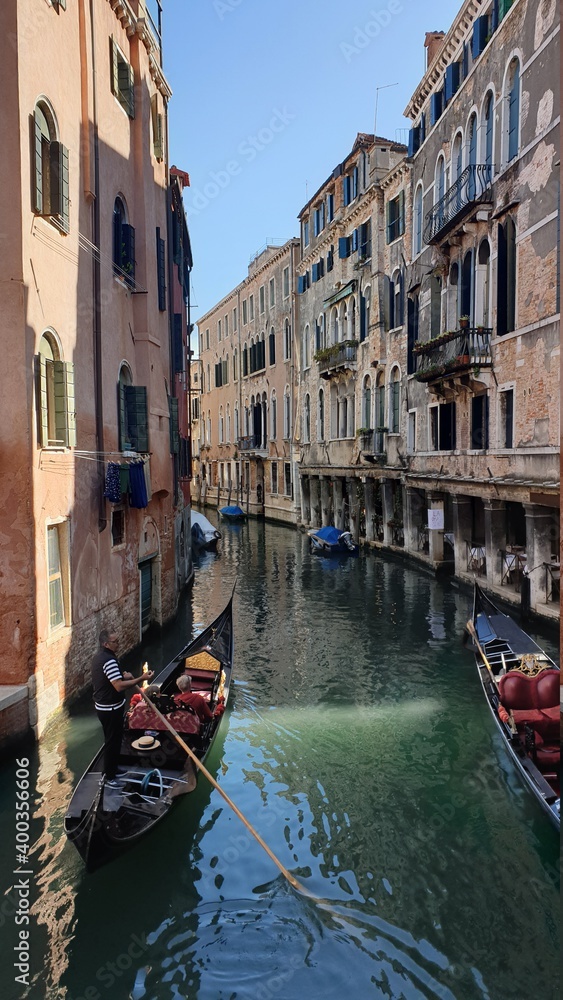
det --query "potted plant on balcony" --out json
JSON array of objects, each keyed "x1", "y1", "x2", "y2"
[{"x1": 459, "y1": 315, "x2": 470, "y2": 329}]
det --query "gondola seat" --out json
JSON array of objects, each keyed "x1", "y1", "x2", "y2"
[
  {"x1": 127, "y1": 702, "x2": 200, "y2": 735},
  {"x1": 498, "y1": 668, "x2": 560, "y2": 738}
]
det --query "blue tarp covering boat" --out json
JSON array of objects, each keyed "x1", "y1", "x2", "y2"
[
  {"x1": 219, "y1": 505, "x2": 247, "y2": 521},
  {"x1": 308, "y1": 525, "x2": 358, "y2": 555}
]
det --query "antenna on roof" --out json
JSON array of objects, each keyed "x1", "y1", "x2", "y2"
[{"x1": 374, "y1": 82, "x2": 398, "y2": 138}]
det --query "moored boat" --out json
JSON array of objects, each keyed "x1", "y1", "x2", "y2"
[
  {"x1": 467, "y1": 582, "x2": 560, "y2": 830},
  {"x1": 64, "y1": 593, "x2": 235, "y2": 870},
  {"x1": 191, "y1": 509, "x2": 222, "y2": 551},
  {"x1": 219, "y1": 505, "x2": 246, "y2": 522},
  {"x1": 308, "y1": 525, "x2": 358, "y2": 556}
]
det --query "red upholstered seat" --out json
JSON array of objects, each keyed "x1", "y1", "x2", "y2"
[
  {"x1": 127, "y1": 703, "x2": 200, "y2": 735},
  {"x1": 499, "y1": 669, "x2": 560, "y2": 739}
]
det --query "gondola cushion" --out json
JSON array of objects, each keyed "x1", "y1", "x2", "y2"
[
  {"x1": 128, "y1": 702, "x2": 200, "y2": 734},
  {"x1": 499, "y1": 669, "x2": 560, "y2": 737}
]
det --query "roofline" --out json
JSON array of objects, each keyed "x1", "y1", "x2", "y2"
[{"x1": 298, "y1": 134, "x2": 406, "y2": 218}]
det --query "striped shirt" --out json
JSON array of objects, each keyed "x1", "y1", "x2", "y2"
[{"x1": 92, "y1": 648, "x2": 126, "y2": 711}]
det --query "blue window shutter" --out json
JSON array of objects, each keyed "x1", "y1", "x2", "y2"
[
  {"x1": 462, "y1": 42, "x2": 469, "y2": 80},
  {"x1": 444, "y1": 63, "x2": 460, "y2": 103},
  {"x1": 430, "y1": 92, "x2": 443, "y2": 126},
  {"x1": 338, "y1": 236, "x2": 349, "y2": 259},
  {"x1": 472, "y1": 16, "x2": 489, "y2": 59},
  {"x1": 343, "y1": 176, "x2": 351, "y2": 206},
  {"x1": 298, "y1": 275, "x2": 305, "y2": 294},
  {"x1": 420, "y1": 112, "x2": 426, "y2": 143},
  {"x1": 352, "y1": 166, "x2": 358, "y2": 199},
  {"x1": 491, "y1": 0, "x2": 499, "y2": 31},
  {"x1": 312, "y1": 263, "x2": 318, "y2": 282},
  {"x1": 360, "y1": 295, "x2": 367, "y2": 342},
  {"x1": 351, "y1": 229, "x2": 358, "y2": 253},
  {"x1": 408, "y1": 126, "x2": 420, "y2": 157}
]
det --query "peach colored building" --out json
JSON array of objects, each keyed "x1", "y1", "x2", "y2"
[
  {"x1": 0, "y1": 0, "x2": 191, "y2": 746},
  {"x1": 195, "y1": 239, "x2": 300, "y2": 523}
]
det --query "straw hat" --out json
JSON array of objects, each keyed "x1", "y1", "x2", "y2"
[{"x1": 131, "y1": 734, "x2": 161, "y2": 751}]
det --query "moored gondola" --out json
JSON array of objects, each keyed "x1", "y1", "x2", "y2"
[
  {"x1": 64, "y1": 592, "x2": 235, "y2": 870},
  {"x1": 467, "y1": 582, "x2": 560, "y2": 830}
]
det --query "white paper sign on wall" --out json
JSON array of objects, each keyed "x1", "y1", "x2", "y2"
[{"x1": 428, "y1": 508, "x2": 444, "y2": 530}]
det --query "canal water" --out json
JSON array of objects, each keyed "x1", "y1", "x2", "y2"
[{"x1": 0, "y1": 518, "x2": 559, "y2": 1000}]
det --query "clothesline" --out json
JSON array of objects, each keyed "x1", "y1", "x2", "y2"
[{"x1": 104, "y1": 457, "x2": 152, "y2": 509}]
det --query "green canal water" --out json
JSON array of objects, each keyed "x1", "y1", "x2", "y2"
[{"x1": 0, "y1": 518, "x2": 559, "y2": 1000}]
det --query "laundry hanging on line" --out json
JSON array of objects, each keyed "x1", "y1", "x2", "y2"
[{"x1": 103, "y1": 458, "x2": 149, "y2": 509}]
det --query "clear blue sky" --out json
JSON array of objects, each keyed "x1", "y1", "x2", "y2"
[{"x1": 162, "y1": 0, "x2": 462, "y2": 322}]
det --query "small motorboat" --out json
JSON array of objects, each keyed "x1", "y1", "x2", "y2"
[
  {"x1": 219, "y1": 505, "x2": 247, "y2": 522},
  {"x1": 64, "y1": 593, "x2": 235, "y2": 870},
  {"x1": 308, "y1": 525, "x2": 358, "y2": 555},
  {"x1": 191, "y1": 509, "x2": 221, "y2": 551},
  {"x1": 466, "y1": 582, "x2": 560, "y2": 830}
]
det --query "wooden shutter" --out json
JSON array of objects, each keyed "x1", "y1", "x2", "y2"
[
  {"x1": 151, "y1": 94, "x2": 163, "y2": 160},
  {"x1": 338, "y1": 236, "x2": 349, "y2": 259},
  {"x1": 32, "y1": 113, "x2": 44, "y2": 214},
  {"x1": 110, "y1": 37, "x2": 119, "y2": 97},
  {"x1": 382, "y1": 275, "x2": 391, "y2": 331},
  {"x1": 497, "y1": 222, "x2": 507, "y2": 335},
  {"x1": 122, "y1": 223, "x2": 135, "y2": 286},
  {"x1": 54, "y1": 361, "x2": 76, "y2": 446},
  {"x1": 157, "y1": 229, "x2": 166, "y2": 310},
  {"x1": 35, "y1": 355, "x2": 49, "y2": 446},
  {"x1": 173, "y1": 313, "x2": 183, "y2": 372},
  {"x1": 50, "y1": 142, "x2": 70, "y2": 232},
  {"x1": 168, "y1": 396, "x2": 179, "y2": 455},
  {"x1": 360, "y1": 294, "x2": 367, "y2": 342},
  {"x1": 125, "y1": 385, "x2": 148, "y2": 452}
]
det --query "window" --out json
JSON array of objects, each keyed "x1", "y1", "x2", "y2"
[
  {"x1": 224, "y1": 315, "x2": 229, "y2": 337},
  {"x1": 249, "y1": 295, "x2": 254, "y2": 320},
  {"x1": 233, "y1": 349, "x2": 238, "y2": 381},
  {"x1": 303, "y1": 220, "x2": 310, "y2": 247},
  {"x1": 497, "y1": 217, "x2": 516, "y2": 334},
  {"x1": 343, "y1": 166, "x2": 358, "y2": 206},
  {"x1": 318, "y1": 388, "x2": 325, "y2": 441},
  {"x1": 111, "y1": 508, "x2": 125, "y2": 547},
  {"x1": 482, "y1": 91, "x2": 494, "y2": 169},
  {"x1": 205, "y1": 329, "x2": 210, "y2": 350},
  {"x1": 304, "y1": 395, "x2": 311, "y2": 442},
  {"x1": 270, "y1": 392, "x2": 277, "y2": 439},
  {"x1": 283, "y1": 267, "x2": 290, "y2": 299},
  {"x1": 314, "y1": 202, "x2": 325, "y2": 236},
  {"x1": 284, "y1": 463, "x2": 292, "y2": 497},
  {"x1": 303, "y1": 325, "x2": 310, "y2": 369},
  {"x1": 327, "y1": 193, "x2": 335, "y2": 222},
  {"x1": 386, "y1": 192, "x2": 405, "y2": 243},
  {"x1": 269, "y1": 278, "x2": 275, "y2": 307},
  {"x1": 430, "y1": 401, "x2": 456, "y2": 451},
  {"x1": 430, "y1": 275, "x2": 442, "y2": 338},
  {"x1": 390, "y1": 368, "x2": 400, "y2": 433},
  {"x1": 414, "y1": 185, "x2": 423, "y2": 255},
  {"x1": 476, "y1": 240, "x2": 491, "y2": 327},
  {"x1": 110, "y1": 37, "x2": 135, "y2": 118},
  {"x1": 113, "y1": 197, "x2": 135, "y2": 286},
  {"x1": 499, "y1": 388, "x2": 514, "y2": 448},
  {"x1": 407, "y1": 294, "x2": 420, "y2": 375},
  {"x1": 150, "y1": 93, "x2": 163, "y2": 161},
  {"x1": 362, "y1": 376, "x2": 372, "y2": 429},
  {"x1": 47, "y1": 522, "x2": 69, "y2": 631},
  {"x1": 242, "y1": 299, "x2": 248, "y2": 325},
  {"x1": 31, "y1": 101, "x2": 69, "y2": 233},
  {"x1": 35, "y1": 333, "x2": 76, "y2": 447},
  {"x1": 461, "y1": 250, "x2": 473, "y2": 322},
  {"x1": 471, "y1": 394, "x2": 489, "y2": 450},
  {"x1": 218, "y1": 319, "x2": 222, "y2": 342},
  {"x1": 156, "y1": 228, "x2": 166, "y2": 310},
  {"x1": 284, "y1": 320, "x2": 292, "y2": 360},
  {"x1": 259, "y1": 286, "x2": 265, "y2": 314},
  {"x1": 283, "y1": 388, "x2": 291, "y2": 439},
  {"x1": 233, "y1": 307, "x2": 237, "y2": 331},
  {"x1": 269, "y1": 327, "x2": 276, "y2": 365},
  {"x1": 407, "y1": 411, "x2": 416, "y2": 453},
  {"x1": 506, "y1": 58, "x2": 520, "y2": 162},
  {"x1": 118, "y1": 364, "x2": 148, "y2": 452},
  {"x1": 393, "y1": 269, "x2": 404, "y2": 329},
  {"x1": 359, "y1": 220, "x2": 371, "y2": 259}
]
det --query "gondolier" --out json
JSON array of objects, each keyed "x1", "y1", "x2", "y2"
[{"x1": 92, "y1": 629, "x2": 153, "y2": 784}]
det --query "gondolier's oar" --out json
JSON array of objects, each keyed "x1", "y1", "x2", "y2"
[
  {"x1": 137, "y1": 687, "x2": 312, "y2": 898},
  {"x1": 466, "y1": 619, "x2": 517, "y2": 734}
]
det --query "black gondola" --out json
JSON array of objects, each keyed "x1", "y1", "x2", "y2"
[
  {"x1": 64, "y1": 593, "x2": 235, "y2": 870},
  {"x1": 467, "y1": 582, "x2": 560, "y2": 830}
]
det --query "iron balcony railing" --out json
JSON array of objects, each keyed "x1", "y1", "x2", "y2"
[
  {"x1": 414, "y1": 327, "x2": 492, "y2": 383},
  {"x1": 317, "y1": 341, "x2": 358, "y2": 377},
  {"x1": 423, "y1": 164, "x2": 493, "y2": 244}
]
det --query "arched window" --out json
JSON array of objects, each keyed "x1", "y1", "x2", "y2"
[
  {"x1": 118, "y1": 361, "x2": 147, "y2": 452},
  {"x1": 269, "y1": 326, "x2": 276, "y2": 365},
  {"x1": 316, "y1": 313, "x2": 326, "y2": 352},
  {"x1": 482, "y1": 91, "x2": 494, "y2": 172},
  {"x1": 304, "y1": 394, "x2": 311, "y2": 442},
  {"x1": 270, "y1": 391, "x2": 277, "y2": 440},
  {"x1": 242, "y1": 344, "x2": 248, "y2": 377},
  {"x1": 284, "y1": 319, "x2": 291, "y2": 360},
  {"x1": 392, "y1": 269, "x2": 404, "y2": 328},
  {"x1": 448, "y1": 262, "x2": 459, "y2": 329},
  {"x1": 461, "y1": 250, "x2": 473, "y2": 321},
  {"x1": 389, "y1": 367, "x2": 401, "y2": 434},
  {"x1": 113, "y1": 196, "x2": 135, "y2": 286},
  {"x1": 467, "y1": 113, "x2": 477, "y2": 198},
  {"x1": 506, "y1": 58, "x2": 520, "y2": 162},
  {"x1": 36, "y1": 332, "x2": 75, "y2": 448},
  {"x1": 375, "y1": 374, "x2": 385, "y2": 449},
  {"x1": 407, "y1": 294, "x2": 420, "y2": 375},
  {"x1": 32, "y1": 100, "x2": 69, "y2": 232},
  {"x1": 452, "y1": 131, "x2": 463, "y2": 182},
  {"x1": 362, "y1": 375, "x2": 372, "y2": 430},
  {"x1": 283, "y1": 386, "x2": 291, "y2": 439},
  {"x1": 435, "y1": 156, "x2": 446, "y2": 205},
  {"x1": 318, "y1": 388, "x2": 325, "y2": 441},
  {"x1": 497, "y1": 216, "x2": 516, "y2": 335},
  {"x1": 331, "y1": 307, "x2": 339, "y2": 344},
  {"x1": 414, "y1": 184, "x2": 423, "y2": 255},
  {"x1": 303, "y1": 324, "x2": 310, "y2": 369},
  {"x1": 350, "y1": 299, "x2": 356, "y2": 340},
  {"x1": 476, "y1": 240, "x2": 491, "y2": 328}
]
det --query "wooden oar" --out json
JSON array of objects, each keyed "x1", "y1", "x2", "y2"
[
  {"x1": 137, "y1": 686, "x2": 312, "y2": 897},
  {"x1": 466, "y1": 619, "x2": 517, "y2": 734}
]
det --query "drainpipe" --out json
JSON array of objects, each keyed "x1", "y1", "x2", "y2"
[
  {"x1": 88, "y1": 0, "x2": 106, "y2": 532},
  {"x1": 290, "y1": 240, "x2": 296, "y2": 508}
]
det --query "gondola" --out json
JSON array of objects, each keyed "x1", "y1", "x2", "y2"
[
  {"x1": 467, "y1": 582, "x2": 560, "y2": 830},
  {"x1": 64, "y1": 593, "x2": 235, "y2": 870},
  {"x1": 308, "y1": 525, "x2": 358, "y2": 556},
  {"x1": 219, "y1": 505, "x2": 246, "y2": 522},
  {"x1": 191, "y1": 509, "x2": 222, "y2": 552}
]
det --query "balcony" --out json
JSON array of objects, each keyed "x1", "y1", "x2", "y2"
[
  {"x1": 316, "y1": 340, "x2": 358, "y2": 379},
  {"x1": 423, "y1": 164, "x2": 493, "y2": 245},
  {"x1": 413, "y1": 327, "x2": 492, "y2": 385},
  {"x1": 359, "y1": 429, "x2": 387, "y2": 462},
  {"x1": 238, "y1": 435, "x2": 267, "y2": 455}
]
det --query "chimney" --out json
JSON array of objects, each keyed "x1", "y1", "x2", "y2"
[{"x1": 424, "y1": 31, "x2": 446, "y2": 69}]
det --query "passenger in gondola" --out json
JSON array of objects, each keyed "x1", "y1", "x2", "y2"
[{"x1": 174, "y1": 674, "x2": 214, "y2": 722}]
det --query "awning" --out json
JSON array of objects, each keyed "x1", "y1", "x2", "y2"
[{"x1": 323, "y1": 279, "x2": 356, "y2": 308}]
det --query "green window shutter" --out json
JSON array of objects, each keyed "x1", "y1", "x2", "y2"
[
  {"x1": 157, "y1": 230, "x2": 166, "y2": 311},
  {"x1": 124, "y1": 385, "x2": 148, "y2": 453},
  {"x1": 168, "y1": 396, "x2": 179, "y2": 455},
  {"x1": 64, "y1": 362, "x2": 76, "y2": 446},
  {"x1": 172, "y1": 313, "x2": 183, "y2": 372},
  {"x1": 398, "y1": 190, "x2": 405, "y2": 236},
  {"x1": 151, "y1": 94, "x2": 163, "y2": 160},
  {"x1": 35, "y1": 355, "x2": 49, "y2": 446},
  {"x1": 121, "y1": 223, "x2": 135, "y2": 286},
  {"x1": 110, "y1": 37, "x2": 119, "y2": 97},
  {"x1": 50, "y1": 142, "x2": 70, "y2": 233},
  {"x1": 117, "y1": 381, "x2": 127, "y2": 449},
  {"x1": 53, "y1": 361, "x2": 68, "y2": 445}
]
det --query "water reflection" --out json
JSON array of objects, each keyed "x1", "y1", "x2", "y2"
[{"x1": 0, "y1": 519, "x2": 558, "y2": 1000}]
